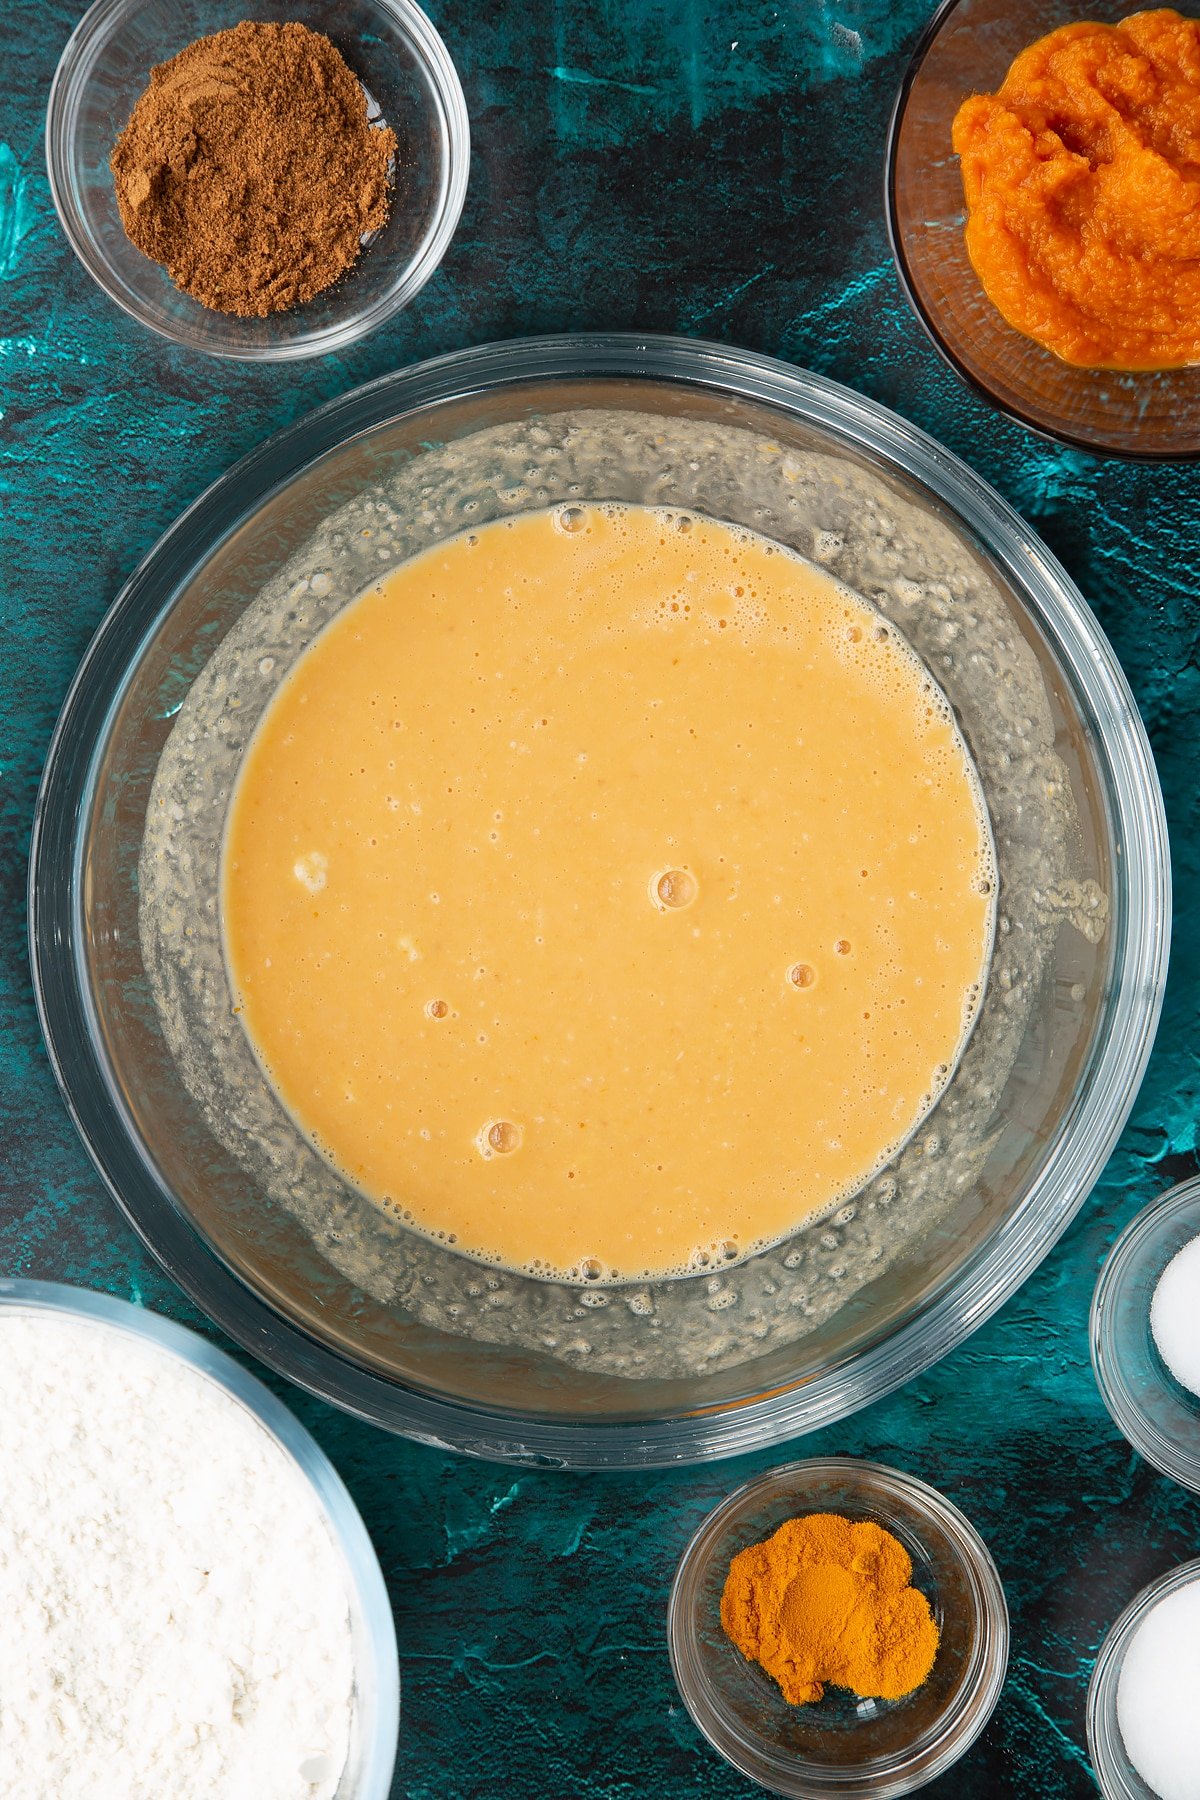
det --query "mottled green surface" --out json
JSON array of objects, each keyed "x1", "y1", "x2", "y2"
[{"x1": 3, "y1": 1, "x2": 1199, "y2": 1794}]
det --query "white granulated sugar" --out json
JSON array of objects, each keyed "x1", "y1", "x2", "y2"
[
  {"x1": 1151, "y1": 1232, "x2": 1200, "y2": 1398},
  {"x1": 1118, "y1": 1580, "x2": 1200, "y2": 1800},
  {"x1": 0, "y1": 1310, "x2": 354, "y2": 1800}
]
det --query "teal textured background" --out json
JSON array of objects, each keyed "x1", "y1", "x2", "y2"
[{"x1": 3, "y1": 1, "x2": 1199, "y2": 1793}]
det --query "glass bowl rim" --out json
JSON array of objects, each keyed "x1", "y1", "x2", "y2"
[
  {"x1": 666, "y1": 1455, "x2": 1010, "y2": 1797},
  {"x1": 1090, "y1": 1176, "x2": 1200, "y2": 1494},
  {"x1": 0, "y1": 1275, "x2": 400, "y2": 1798},
  {"x1": 28, "y1": 330, "x2": 1171, "y2": 1467},
  {"x1": 883, "y1": 0, "x2": 1200, "y2": 464},
  {"x1": 44, "y1": 0, "x2": 471, "y2": 363},
  {"x1": 1085, "y1": 1553, "x2": 1200, "y2": 1800}
]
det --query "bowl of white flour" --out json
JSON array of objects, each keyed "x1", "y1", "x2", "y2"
[{"x1": 0, "y1": 1280, "x2": 399, "y2": 1800}]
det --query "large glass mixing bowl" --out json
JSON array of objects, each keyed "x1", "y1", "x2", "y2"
[{"x1": 29, "y1": 336, "x2": 1169, "y2": 1467}]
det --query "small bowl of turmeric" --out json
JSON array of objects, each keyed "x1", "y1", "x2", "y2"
[
  {"x1": 668, "y1": 1458, "x2": 1008, "y2": 1798},
  {"x1": 886, "y1": 0, "x2": 1200, "y2": 459}
]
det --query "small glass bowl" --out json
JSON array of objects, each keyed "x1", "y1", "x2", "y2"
[
  {"x1": 46, "y1": 0, "x2": 469, "y2": 360},
  {"x1": 1091, "y1": 1178, "x2": 1200, "y2": 1494},
  {"x1": 667, "y1": 1458, "x2": 1008, "y2": 1797},
  {"x1": 885, "y1": 0, "x2": 1200, "y2": 459},
  {"x1": 0, "y1": 1278, "x2": 400, "y2": 1799},
  {"x1": 1087, "y1": 1557, "x2": 1200, "y2": 1799}
]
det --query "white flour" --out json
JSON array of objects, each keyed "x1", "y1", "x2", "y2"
[{"x1": 0, "y1": 1309, "x2": 355, "y2": 1800}]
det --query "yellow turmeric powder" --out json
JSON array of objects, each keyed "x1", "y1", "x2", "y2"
[{"x1": 720, "y1": 1512, "x2": 939, "y2": 1705}]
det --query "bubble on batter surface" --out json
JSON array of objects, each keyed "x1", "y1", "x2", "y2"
[
  {"x1": 652, "y1": 867, "x2": 698, "y2": 910},
  {"x1": 477, "y1": 1119, "x2": 522, "y2": 1157}
]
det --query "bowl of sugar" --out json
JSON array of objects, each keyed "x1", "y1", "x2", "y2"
[
  {"x1": 1091, "y1": 1176, "x2": 1200, "y2": 1494},
  {"x1": 1088, "y1": 1557, "x2": 1200, "y2": 1800}
]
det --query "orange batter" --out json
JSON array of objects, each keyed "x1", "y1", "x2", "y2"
[
  {"x1": 222, "y1": 505, "x2": 993, "y2": 1281},
  {"x1": 953, "y1": 9, "x2": 1200, "y2": 369}
]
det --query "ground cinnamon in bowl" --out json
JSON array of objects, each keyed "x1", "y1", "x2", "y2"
[
  {"x1": 110, "y1": 21, "x2": 397, "y2": 318},
  {"x1": 721, "y1": 1512, "x2": 940, "y2": 1705}
]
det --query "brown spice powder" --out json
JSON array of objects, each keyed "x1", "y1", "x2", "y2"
[{"x1": 110, "y1": 21, "x2": 398, "y2": 318}]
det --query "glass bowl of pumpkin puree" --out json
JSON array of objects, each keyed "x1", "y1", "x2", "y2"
[
  {"x1": 887, "y1": 0, "x2": 1200, "y2": 458},
  {"x1": 30, "y1": 335, "x2": 1168, "y2": 1466},
  {"x1": 668, "y1": 1458, "x2": 1009, "y2": 1797}
]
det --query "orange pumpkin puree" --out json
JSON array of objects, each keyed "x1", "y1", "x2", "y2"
[{"x1": 952, "y1": 10, "x2": 1200, "y2": 369}]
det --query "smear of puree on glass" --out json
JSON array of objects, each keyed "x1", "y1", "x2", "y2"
[
  {"x1": 953, "y1": 9, "x2": 1200, "y2": 369},
  {"x1": 222, "y1": 504, "x2": 994, "y2": 1282}
]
